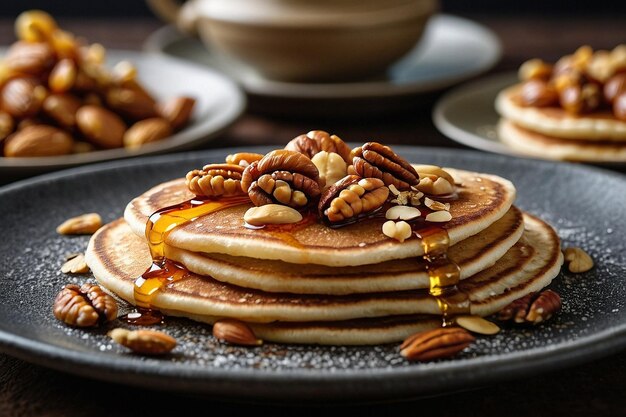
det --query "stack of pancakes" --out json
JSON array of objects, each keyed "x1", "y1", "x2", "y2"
[
  {"x1": 86, "y1": 167, "x2": 564, "y2": 345},
  {"x1": 496, "y1": 85, "x2": 626, "y2": 162}
]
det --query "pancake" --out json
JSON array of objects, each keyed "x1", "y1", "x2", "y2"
[
  {"x1": 165, "y1": 206, "x2": 524, "y2": 294},
  {"x1": 498, "y1": 119, "x2": 626, "y2": 162},
  {"x1": 124, "y1": 168, "x2": 516, "y2": 267},
  {"x1": 85, "y1": 213, "x2": 563, "y2": 327},
  {"x1": 496, "y1": 84, "x2": 626, "y2": 141}
]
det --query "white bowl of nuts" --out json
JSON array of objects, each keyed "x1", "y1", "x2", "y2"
[{"x1": 0, "y1": 10, "x2": 245, "y2": 181}]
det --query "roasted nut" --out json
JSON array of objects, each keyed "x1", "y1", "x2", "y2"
[
  {"x1": 56, "y1": 212, "x2": 102, "y2": 235},
  {"x1": 42, "y1": 93, "x2": 81, "y2": 128},
  {"x1": 425, "y1": 210, "x2": 452, "y2": 223},
  {"x1": 123, "y1": 118, "x2": 172, "y2": 149},
  {"x1": 242, "y1": 150, "x2": 322, "y2": 208},
  {"x1": 15, "y1": 10, "x2": 58, "y2": 42},
  {"x1": 424, "y1": 197, "x2": 450, "y2": 211},
  {"x1": 455, "y1": 315, "x2": 500, "y2": 335},
  {"x1": 552, "y1": 70, "x2": 584, "y2": 93},
  {"x1": 412, "y1": 165, "x2": 455, "y2": 186},
  {"x1": 186, "y1": 163, "x2": 247, "y2": 198},
  {"x1": 111, "y1": 61, "x2": 137, "y2": 84},
  {"x1": 388, "y1": 184, "x2": 423, "y2": 206},
  {"x1": 518, "y1": 58, "x2": 553, "y2": 81},
  {"x1": 614, "y1": 93, "x2": 626, "y2": 121},
  {"x1": 61, "y1": 253, "x2": 90, "y2": 274},
  {"x1": 586, "y1": 50, "x2": 615, "y2": 83},
  {"x1": 72, "y1": 69, "x2": 98, "y2": 93},
  {"x1": 559, "y1": 83, "x2": 601, "y2": 114},
  {"x1": 604, "y1": 73, "x2": 626, "y2": 104},
  {"x1": 76, "y1": 105, "x2": 126, "y2": 148},
  {"x1": 350, "y1": 142, "x2": 419, "y2": 190},
  {"x1": 156, "y1": 96, "x2": 196, "y2": 131},
  {"x1": 72, "y1": 141, "x2": 95, "y2": 154},
  {"x1": 82, "y1": 43, "x2": 106, "y2": 66},
  {"x1": 518, "y1": 79, "x2": 559, "y2": 107},
  {"x1": 319, "y1": 176, "x2": 389, "y2": 223},
  {"x1": 244, "y1": 204, "x2": 303, "y2": 226},
  {"x1": 48, "y1": 59, "x2": 77, "y2": 93},
  {"x1": 385, "y1": 205, "x2": 421, "y2": 221},
  {"x1": 49, "y1": 29, "x2": 78, "y2": 60},
  {"x1": 416, "y1": 177, "x2": 454, "y2": 196},
  {"x1": 4, "y1": 41, "x2": 55, "y2": 75},
  {"x1": 0, "y1": 78, "x2": 47, "y2": 118},
  {"x1": 213, "y1": 319, "x2": 263, "y2": 346},
  {"x1": 53, "y1": 283, "x2": 118, "y2": 327},
  {"x1": 496, "y1": 290, "x2": 561, "y2": 325},
  {"x1": 105, "y1": 86, "x2": 157, "y2": 120},
  {"x1": 382, "y1": 220, "x2": 412, "y2": 243},
  {"x1": 311, "y1": 150, "x2": 348, "y2": 190},
  {"x1": 400, "y1": 327, "x2": 475, "y2": 362},
  {"x1": 3, "y1": 125, "x2": 73, "y2": 157},
  {"x1": 0, "y1": 111, "x2": 15, "y2": 141},
  {"x1": 563, "y1": 247, "x2": 594, "y2": 273},
  {"x1": 108, "y1": 328, "x2": 176, "y2": 355},
  {"x1": 225, "y1": 152, "x2": 264, "y2": 167},
  {"x1": 284, "y1": 130, "x2": 352, "y2": 163}
]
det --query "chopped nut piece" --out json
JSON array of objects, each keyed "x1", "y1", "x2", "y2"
[
  {"x1": 400, "y1": 328, "x2": 474, "y2": 362},
  {"x1": 382, "y1": 220, "x2": 412, "y2": 243},
  {"x1": 496, "y1": 290, "x2": 562, "y2": 325},
  {"x1": 108, "y1": 328, "x2": 176, "y2": 355},
  {"x1": 213, "y1": 319, "x2": 263, "y2": 346},
  {"x1": 425, "y1": 210, "x2": 452, "y2": 223},
  {"x1": 412, "y1": 165, "x2": 455, "y2": 186},
  {"x1": 244, "y1": 204, "x2": 302, "y2": 226},
  {"x1": 416, "y1": 176, "x2": 454, "y2": 196},
  {"x1": 311, "y1": 151, "x2": 348, "y2": 190},
  {"x1": 385, "y1": 205, "x2": 421, "y2": 221},
  {"x1": 563, "y1": 247, "x2": 594, "y2": 273},
  {"x1": 424, "y1": 197, "x2": 450, "y2": 211},
  {"x1": 61, "y1": 253, "x2": 90, "y2": 274},
  {"x1": 225, "y1": 152, "x2": 264, "y2": 167},
  {"x1": 56, "y1": 213, "x2": 102, "y2": 235},
  {"x1": 455, "y1": 315, "x2": 500, "y2": 335}
]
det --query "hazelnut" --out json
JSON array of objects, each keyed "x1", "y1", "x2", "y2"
[
  {"x1": 559, "y1": 84, "x2": 601, "y2": 114},
  {"x1": 518, "y1": 79, "x2": 558, "y2": 107}
]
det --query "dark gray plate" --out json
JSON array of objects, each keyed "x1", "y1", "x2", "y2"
[{"x1": 0, "y1": 147, "x2": 624, "y2": 402}]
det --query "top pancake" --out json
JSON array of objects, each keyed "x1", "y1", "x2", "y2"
[
  {"x1": 124, "y1": 168, "x2": 516, "y2": 267},
  {"x1": 496, "y1": 84, "x2": 626, "y2": 141}
]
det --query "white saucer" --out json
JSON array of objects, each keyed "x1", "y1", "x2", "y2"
[
  {"x1": 432, "y1": 72, "x2": 626, "y2": 170},
  {"x1": 144, "y1": 14, "x2": 501, "y2": 101}
]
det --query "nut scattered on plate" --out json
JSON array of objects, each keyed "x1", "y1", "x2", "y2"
[{"x1": 0, "y1": 10, "x2": 196, "y2": 158}]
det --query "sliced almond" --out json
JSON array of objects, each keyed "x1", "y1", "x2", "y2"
[
  {"x1": 56, "y1": 213, "x2": 102, "y2": 235},
  {"x1": 244, "y1": 204, "x2": 302, "y2": 226},
  {"x1": 456, "y1": 315, "x2": 501, "y2": 335},
  {"x1": 425, "y1": 210, "x2": 452, "y2": 223},
  {"x1": 382, "y1": 220, "x2": 412, "y2": 243},
  {"x1": 385, "y1": 205, "x2": 421, "y2": 221},
  {"x1": 424, "y1": 197, "x2": 450, "y2": 211}
]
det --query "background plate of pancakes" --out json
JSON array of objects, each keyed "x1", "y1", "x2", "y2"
[
  {"x1": 433, "y1": 72, "x2": 626, "y2": 170},
  {"x1": 0, "y1": 147, "x2": 624, "y2": 402}
]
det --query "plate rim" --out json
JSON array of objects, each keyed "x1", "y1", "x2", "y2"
[
  {"x1": 0, "y1": 49, "x2": 246, "y2": 172},
  {"x1": 143, "y1": 14, "x2": 502, "y2": 99},
  {"x1": 1, "y1": 146, "x2": 625, "y2": 400}
]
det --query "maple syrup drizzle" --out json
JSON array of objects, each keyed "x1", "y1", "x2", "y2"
[
  {"x1": 415, "y1": 225, "x2": 470, "y2": 326},
  {"x1": 123, "y1": 196, "x2": 250, "y2": 324}
]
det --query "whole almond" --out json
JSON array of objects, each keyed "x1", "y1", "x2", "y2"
[
  {"x1": 0, "y1": 111, "x2": 15, "y2": 141},
  {"x1": 76, "y1": 105, "x2": 126, "y2": 149},
  {"x1": 213, "y1": 319, "x2": 263, "y2": 346},
  {"x1": 105, "y1": 86, "x2": 157, "y2": 120},
  {"x1": 42, "y1": 93, "x2": 82, "y2": 128},
  {"x1": 108, "y1": 328, "x2": 176, "y2": 355},
  {"x1": 4, "y1": 125, "x2": 73, "y2": 157},
  {"x1": 48, "y1": 59, "x2": 77, "y2": 93},
  {"x1": 123, "y1": 118, "x2": 172, "y2": 149},
  {"x1": 56, "y1": 212, "x2": 102, "y2": 235},
  {"x1": 1, "y1": 78, "x2": 47, "y2": 118},
  {"x1": 4, "y1": 41, "x2": 55, "y2": 76},
  {"x1": 156, "y1": 96, "x2": 196, "y2": 130}
]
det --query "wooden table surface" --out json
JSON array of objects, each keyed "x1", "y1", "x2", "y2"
[{"x1": 0, "y1": 14, "x2": 625, "y2": 417}]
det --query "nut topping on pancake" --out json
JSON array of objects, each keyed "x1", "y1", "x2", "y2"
[
  {"x1": 225, "y1": 152, "x2": 264, "y2": 167},
  {"x1": 318, "y1": 175, "x2": 388, "y2": 223},
  {"x1": 186, "y1": 163, "x2": 247, "y2": 198},
  {"x1": 285, "y1": 130, "x2": 352, "y2": 163},
  {"x1": 311, "y1": 151, "x2": 348, "y2": 191},
  {"x1": 242, "y1": 150, "x2": 322, "y2": 208},
  {"x1": 350, "y1": 142, "x2": 420, "y2": 190}
]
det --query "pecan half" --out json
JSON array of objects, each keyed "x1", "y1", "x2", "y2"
[
  {"x1": 285, "y1": 130, "x2": 352, "y2": 163},
  {"x1": 318, "y1": 175, "x2": 389, "y2": 223},
  {"x1": 496, "y1": 290, "x2": 562, "y2": 325},
  {"x1": 350, "y1": 142, "x2": 419, "y2": 190},
  {"x1": 186, "y1": 163, "x2": 247, "y2": 198},
  {"x1": 400, "y1": 327, "x2": 475, "y2": 362},
  {"x1": 241, "y1": 150, "x2": 321, "y2": 208},
  {"x1": 53, "y1": 283, "x2": 118, "y2": 327}
]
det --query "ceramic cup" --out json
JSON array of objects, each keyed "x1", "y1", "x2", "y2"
[{"x1": 147, "y1": 0, "x2": 438, "y2": 82}]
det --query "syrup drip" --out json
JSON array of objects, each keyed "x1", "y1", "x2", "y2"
[
  {"x1": 415, "y1": 225, "x2": 470, "y2": 326},
  {"x1": 123, "y1": 196, "x2": 250, "y2": 324}
]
